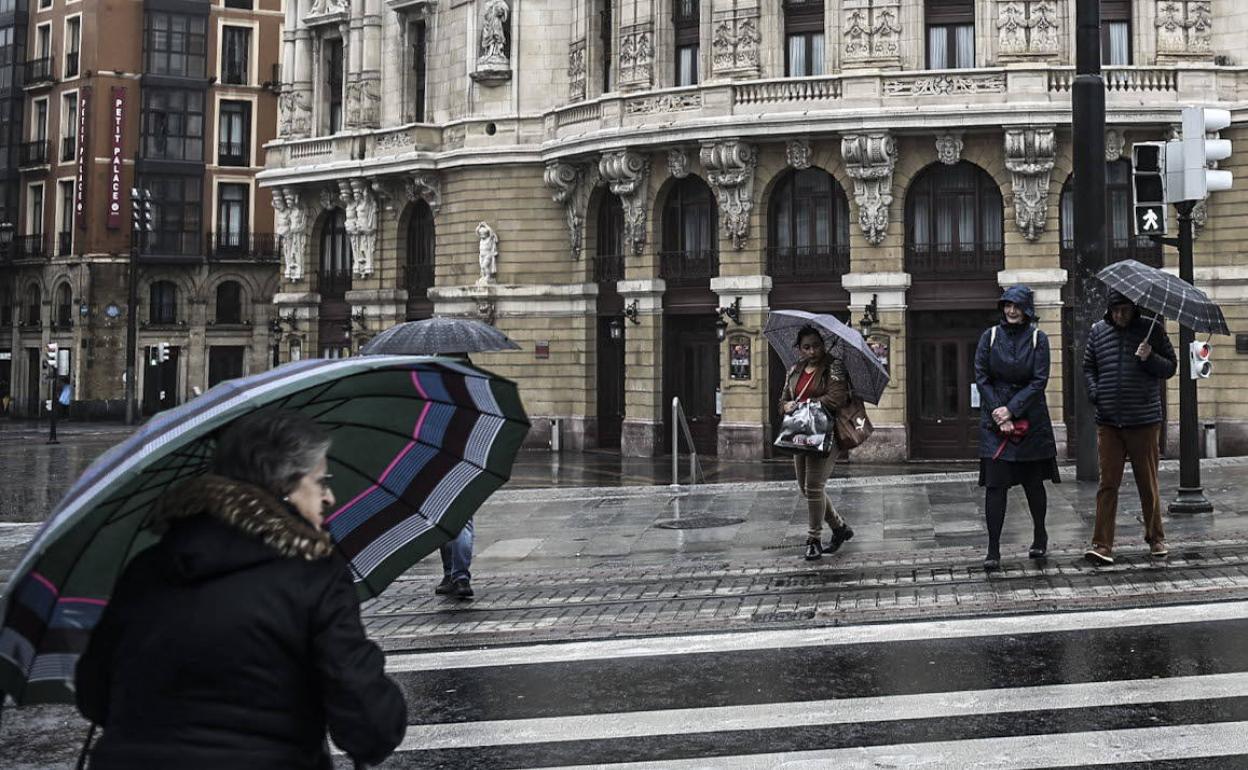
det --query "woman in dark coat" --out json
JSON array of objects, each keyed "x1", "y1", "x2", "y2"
[
  {"x1": 973, "y1": 285, "x2": 1060, "y2": 570},
  {"x1": 75, "y1": 409, "x2": 407, "y2": 770}
]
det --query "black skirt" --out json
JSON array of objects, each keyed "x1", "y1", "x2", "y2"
[{"x1": 978, "y1": 457, "x2": 1062, "y2": 488}]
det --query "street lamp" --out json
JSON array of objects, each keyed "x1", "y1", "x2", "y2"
[
  {"x1": 608, "y1": 317, "x2": 624, "y2": 341},
  {"x1": 623, "y1": 299, "x2": 641, "y2": 325},
  {"x1": 715, "y1": 296, "x2": 742, "y2": 342},
  {"x1": 858, "y1": 293, "x2": 880, "y2": 338}
]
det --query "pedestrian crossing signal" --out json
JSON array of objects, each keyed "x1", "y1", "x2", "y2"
[
  {"x1": 1132, "y1": 142, "x2": 1167, "y2": 237},
  {"x1": 45, "y1": 343, "x2": 58, "y2": 370},
  {"x1": 1189, "y1": 341, "x2": 1212, "y2": 379}
]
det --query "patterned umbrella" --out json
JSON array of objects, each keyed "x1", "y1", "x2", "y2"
[
  {"x1": 1098, "y1": 259, "x2": 1230, "y2": 335},
  {"x1": 763, "y1": 310, "x2": 890, "y2": 404},
  {"x1": 0, "y1": 356, "x2": 528, "y2": 705},
  {"x1": 360, "y1": 317, "x2": 521, "y2": 355}
]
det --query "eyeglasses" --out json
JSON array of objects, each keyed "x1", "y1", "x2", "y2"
[{"x1": 316, "y1": 473, "x2": 334, "y2": 491}]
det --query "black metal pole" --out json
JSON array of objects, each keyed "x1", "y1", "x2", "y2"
[
  {"x1": 1169, "y1": 202, "x2": 1211, "y2": 514},
  {"x1": 47, "y1": 375, "x2": 59, "y2": 444},
  {"x1": 123, "y1": 232, "x2": 139, "y2": 425},
  {"x1": 1071, "y1": 0, "x2": 1107, "y2": 482}
]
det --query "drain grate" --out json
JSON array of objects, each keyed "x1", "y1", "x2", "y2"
[{"x1": 654, "y1": 515, "x2": 746, "y2": 530}]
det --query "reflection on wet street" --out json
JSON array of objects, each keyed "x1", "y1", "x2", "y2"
[{"x1": 0, "y1": 430, "x2": 124, "y2": 523}]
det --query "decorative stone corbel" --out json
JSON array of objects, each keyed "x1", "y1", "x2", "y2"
[
  {"x1": 935, "y1": 133, "x2": 964, "y2": 165},
  {"x1": 273, "y1": 187, "x2": 311, "y2": 282},
  {"x1": 544, "y1": 161, "x2": 601, "y2": 260},
  {"x1": 840, "y1": 132, "x2": 897, "y2": 246},
  {"x1": 1105, "y1": 128, "x2": 1125, "y2": 162},
  {"x1": 598, "y1": 150, "x2": 651, "y2": 256},
  {"x1": 343, "y1": 179, "x2": 378, "y2": 277},
  {"x1": 785, "y1": 139, "x2": 813, "y2": 170},
  {"x1": 1004, "y1": 127, "x2": 1057, "y2": 242},
  {"x1": 406, "y1": 172, "x2": 441, "y2": 217},
  {"x1": 667, "y1": 148, "x2": 691, "y2": 179},
  {"x1": 699, "y1": 140, "x2": 758, "y2": 250}
]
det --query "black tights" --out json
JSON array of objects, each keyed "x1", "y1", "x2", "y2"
[{"x1": 985, "y1": 480, "x2": 1048, "y2": 558}]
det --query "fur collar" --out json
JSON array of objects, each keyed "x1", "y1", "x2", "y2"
[{"x1": 154, "y1": 474, "x2": 335, "y2": 561}]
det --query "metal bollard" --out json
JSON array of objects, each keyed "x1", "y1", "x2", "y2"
[{"x1": 1204, "y1": 422, "x2": 1217, "y2": 459}]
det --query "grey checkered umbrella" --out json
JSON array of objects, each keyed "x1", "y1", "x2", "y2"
[
  {"x1": 763, "y1": 310, "x2": 890, "y2": 404},
  {"x1": 1097, "y1": 259, "x2": 1230, "y2": 335},
  {"x1": 360, "y1": 317, "x2": 522, "y2": 355}
]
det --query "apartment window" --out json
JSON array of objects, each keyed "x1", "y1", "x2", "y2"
[
  {"x1": 149, "y1": 281, "x2": 178, "y2": 325},
  {"x1": 325, "y1": 38, "x2": 344, "y2": 133},
  {"x1": 0, "y1": 27, "x2": 15, "y2": 90},
  {"x1": 408, "y1": 20, "x2": 427, "y2": 123},
  {"x1": 785, "y1": 1, "x2": 825, "y2": 77},
  {"x1": 224, "y1": 0, "x2": 253, "y2": 9},
  {"x1": 35, "y1": 24, "x2": 50, "y2": 60},
  {"x1": 33, "y1": 98, "x2": 48, "y2": 143},
  {"x1": 214, "y1": 282, "x2": 243, "y2": 325},
  {"x1": 141, "y1": 175, "x2": 202, "y2": 256},
  {"x1": 0, "y1": 0, "x2": 15, "y2": 13},
  {"x1": 57, "y1": 179, "x2": 73, "y2": 255},
  {"x1": 55, "y1": 283, "x2": 72, "y2": 327},
  {"x1": 1102, "y1": 0, "x2": 1131, "y2": 65},
  {"x1": 28, "y1": 184, "x2": 44, "y2": 236},
  {"x1": 24, "y1": 283, "x2": 41, "y2": 325},
  {"x1": 673, "y1": 0, "x2": 698, "y2": 86},
  {"x1": 599, "y1": 0, "x2": 612, "y2": 92},
  {"x1": 65, "y1": 18, "x2": 81, "y2": 79},
  {"x1": 142, "y1": 88, "x2": 205, "y2": 162},
  {"x1": 926, "y1": 0, "x2": 975, "y2": 69},
  {"x1": 145, "y1": 12, "x2": 208, "y2": 78},
  {"x1": 218, "y1": 100, "x2": 250, "y2": 165},
  {"x1": 38, "y1": 0, "x2": 51, "y2": 10},
  {"x1": 216, "y1": 183, "x2": 249, "y2": 251},
  {"x1": 0, "y1": 284, "x2": 11, "y2": 326},
  {"x1": 61, "y1": 92, "x2": 77, "y2": 162},
  {"x1": 222, "y1": 26, "x2": 250, "y2": 85}
]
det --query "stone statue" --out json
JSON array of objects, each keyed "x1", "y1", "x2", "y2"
[
  {"x1": 350, "y1": 186, "x2": 377, "y2": 277},
  {"x1": 284, "y1": 202, "x2": 308, "y2": 281},
  {"x1": 476, "y1": 222, "x2": 498, "y2": 285},
  {"x1": 479, "y1": 0, "x2": 510, "y2": 65}
]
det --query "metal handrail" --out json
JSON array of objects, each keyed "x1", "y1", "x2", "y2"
[{"x1": 670, "y1": 397, "x2": 706, "y2": 488}]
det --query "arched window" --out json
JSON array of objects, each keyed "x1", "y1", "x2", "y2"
[
  {"x1": 215, "y1": 281, "x2": 243, "y2": 325},
  {"x1": 768, "y1": 168, "x2": 850, "y2": 283},
  {"x1": 659, "y1": 177, "x2": 718, "y2": 286},
  {"x1": 405, "y1": 201, "x2": 435, "y2": 297},
  {"x1": 594, "y1": 192, "x2": 625, "y2": 283},
  {"x1": 905, "y1": 161, "x2": 1003, "y2": 277},
  {"x1": 319, "y1": 208, "x2": 351, "y2": 298},
  {"x1": 149, "y1": 280, "x2": 177, "y2": 325},
  {"x1": 1060, "y1": 160, "x2": 1161, "y2": 269},
  {"x1": 0, "y1": 283, "x2": 12, "y2": 326},
  {"x1": 55, "y1": 283, "x2": 73, "y2": 328},
  {"x1": 24, "y1": 283, "x2": 41, "y2": 326}
]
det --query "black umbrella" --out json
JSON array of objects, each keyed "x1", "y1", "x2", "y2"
[
  {"x1": 763, "y1": 310, "x2": 890, "y2": 404},
  {"x1": 360, "y1": 317, "x2": 522, "y2": 355},
  {"x1": 1097, "y1": 259, "x2": 1229, "y2": 335}
]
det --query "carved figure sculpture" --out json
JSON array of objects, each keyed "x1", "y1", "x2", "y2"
[
  {"x1": 480, "y1": 0, "x2": 510, "y2": 64},
  {"x1": 476, "y1": 222, "x2": 499, "y2": 284}
]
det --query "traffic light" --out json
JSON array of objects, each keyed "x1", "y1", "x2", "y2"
[
  {"x1": 1189, "y1": 340, "x2": 1212, "y2": 379},
  {"x1": 45, "y1": 342, "x2": 58, "y2": 370},
  {"x1": 131, "y1": 188, "x2": 155, "y2": 233},
  {"x1": 156, "y1": 342, "x2": 170, "y2": 363},
  {"x1": 1132, "y1": 142, "x2": 1167, "y2": 236},
  {"x1": 1166, "y1": 106, "x2": 1234, "y2": 203}
]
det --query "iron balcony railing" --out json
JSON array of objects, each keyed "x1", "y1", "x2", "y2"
[
  {"x1": 18, "y1": 140, "x2": 49, "y2": 166},
  {"x1": 207, "y1": 232, "x2": 280, "y2": 262},
  {"x1": 766, "y1": 245, "x2": 850, "y2": 283},
  {"x1": 142, "y1": 230, "x2": 203, "y2": 259},
  {"x1": 14, "y1": 234, "x2": 48, "y2": 260},
  {"x1": 24, "y1": 57, "x2": 52, "y2": 84},
  {"x1": 659, "y1": 249, "x2": 719, "y2": 286},
  {"x1": 593, "y1": 252, "x2": 624, "y2": 284},
  {"x1": 905, "y1": 243, "x2": 1005, "y2": 277}
]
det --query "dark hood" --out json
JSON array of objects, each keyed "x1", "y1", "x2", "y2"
[
  {"x1": 150, "y1": 475, "x2": 335, "y2": 583},
  {"x1": 1104, "y1": 289, "x2": 1139, "y2": 324},
  {"x1": 998, "y1": 285, "x2": 1038, "y2": 323}
]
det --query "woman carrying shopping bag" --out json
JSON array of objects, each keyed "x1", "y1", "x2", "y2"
[
  {"x1": 973, "y1": 286, "x2": 1060, "y2": 571},
  {"x1": 778, "y1": 325, "x2": 855, "y2": 561}
]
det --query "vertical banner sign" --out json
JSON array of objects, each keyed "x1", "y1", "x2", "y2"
[
  {"x1": 107, "y1": 87, "x2": 126, "y2": 230},
  {"x1": 75, "y1": 87, "x2": 91, "y2": 231}
]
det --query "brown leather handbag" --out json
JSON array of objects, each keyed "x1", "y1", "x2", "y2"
[{"x1": 834, "y1": 395, "x2": 874, "y2": 450}]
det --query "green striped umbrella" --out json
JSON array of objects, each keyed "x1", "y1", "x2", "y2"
[{"x1": 0, "y1": 355, "x2": 529, "y2": 705}]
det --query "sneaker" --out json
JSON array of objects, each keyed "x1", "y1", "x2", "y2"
[
  {"x1": 1150, "y1": 540, "x2": 1169, "y2": 557},
  {"x1": 450, "y1": 578, "x2": 474, "y2": 599},
  {"x1": 1085, "y1": 546, "x2": 1114, "y2": 565},
  {"x1": 824, "y1": 525, "x2": 855, "y2": 554},
  {"x1": 434, "y1": 575, "x2": 454, "y2": 596},
  {"x1": 804, "y1": 539, "x2": 823, "y2": 561}
]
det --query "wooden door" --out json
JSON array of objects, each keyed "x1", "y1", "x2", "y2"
[
  {"x1": 596, "y1": 317, "x2": 625, "y2": 449},
  {"x1": 664, "y1": 315, "x2": 719, "y2": 455},
  {"x1": 909, "y1": 310, "x2": 996, "y2": 459}
]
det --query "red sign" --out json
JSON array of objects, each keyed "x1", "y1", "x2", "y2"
[
  {"x1": 107, "y1": 87, "x2": 126, "y2": 230},
  {"x1": 75, "y1": 87, "x2": 90, "y2": 231}
]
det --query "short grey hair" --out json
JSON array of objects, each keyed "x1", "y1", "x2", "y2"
[{"x1": 212, "y1": 409, "x2": 332, "y2": 497}]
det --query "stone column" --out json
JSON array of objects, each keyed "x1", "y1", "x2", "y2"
[
  {"x1": 711, "y1": 274, "x2": 771, "y2": 460},
  {"x1": 841, "y1": 271, "x2": 911, "y2": 462},
  {"x1": 287, "y1": 0, "x2": 316, "y2": 138},
  {"x1": 618, "y1": 278, "x2": 665, "y2": 457}
]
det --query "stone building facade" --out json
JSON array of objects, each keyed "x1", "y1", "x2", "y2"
[
  {"x1": 260, "y1": 0, "x2": 1248, "y2": 461},
  {"x1": 1, "y1": 0, "x2": 283, "y2": 419}
]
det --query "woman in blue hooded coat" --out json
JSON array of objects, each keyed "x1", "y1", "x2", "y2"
[{"x1": 973, "y1": 285, "x2": 1060, "y2": 570}]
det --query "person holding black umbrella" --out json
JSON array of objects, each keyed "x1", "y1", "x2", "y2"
[
  {"x1": 973, "y1": 286, "x2": 1060, "y2": 571},
  {"x1": 1083, "y1": 291, "x2": 1177, "y2": 565}
]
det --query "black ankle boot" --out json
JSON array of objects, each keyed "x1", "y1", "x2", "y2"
[
  {"x1": 804, "y1": 538, "x2": 823, "y2": 561},
  {"x1": 984, "y1": 549, "x2": 1001, "y2": 571},
  {"x1": 824, "y1": 525, "x2": 855, "y2": 554}
]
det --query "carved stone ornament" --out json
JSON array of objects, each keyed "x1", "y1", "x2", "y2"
[
  {"x1": 278, "y1": 89, "x2": 313, "y2": 139},
  {"x1": 1105, "y1": 129, "x2": 1126, "y2": 162},
  {"x1": 618, "y1": 23, "x2": 654, "y2": 89},
  {"x1": 843, "y1": 1, "x2": 902, "y2": 62},
  {"x1": 935, "y1": 133, "x2": 964, "y2": 165},
  {"x1": 840, "y1": 133, "x2": 897, "y2": 246},
  {"x1": 304, "y1": 0, "x2": 348, "y2": 26},
  {"x1": 884, "y1": 74, "x2": 1006, "y2": 96},
  {"x1": 543, "y1": 161, "x2": 601, "y2": 260},
  {"x1": 476, "y1": 222, "x2": 499, "y2": 285},
  {"x1": 568, "y1": 39, "x2": 587, "y2": 102},
  {"x1": 1004, "y1": 127, "x2": 1057, "y2": 242},
  {"x1": 624, "y1": 92, "x2": 702, "y2": 115},
  {"x1": 346, "y1": 77, "x2": 382, "y2": 129},
  {"x1": 786, "y1": 139, "x2": 813, "y2": 170},
  {"x1": 1157, "y1": 1, "x2": 1212, "y2": 56},
  {"x1": 473, "y1": 0, "x2": 512, "y2": 84},
  {"x1": 341, "y1": 180, "x2": 378, "y2": 277},
  {"x1": 273, "y1": 188, "x2": 310, "y2": 282},
  {"x1": 375, "y1": 129, "x2": 416, "y2": 155},
  {"x1": 598, "y1": 150, "x2": 651, "y2": 256},
  {"x1": 997, "y1": 1, "x2": 1061, "y2": 56},
  {"x1": 405, "y1": 172, "x2": 441, "y2": 217},
  {"x1": 699, "y1": 140, "x2": 758, "y2": 250},
  {"x1": 711, "y1": 10, "x2": 761, "y2": 75},
  {"x1": 667, "y1": 148, "x2": 691, "y2": 179}
]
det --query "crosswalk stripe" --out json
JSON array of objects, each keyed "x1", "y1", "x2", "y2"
[
  {"x1": 385, "y1": 600, "x2": 1248, "y2": 673},
  {"x1": 541, "y1": 721, "x2": 1248, "y2": 769},
  {"x1": 391, "y1": 672, "x2": 1248, "y2": 751}
]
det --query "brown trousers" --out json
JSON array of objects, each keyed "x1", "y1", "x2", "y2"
[
  {"x1": 1093, "y1": 423, "x2": 1165, "y2": 550},
  {"x1": 794, "y1": 453, "x2": 846, "y2": 540}
]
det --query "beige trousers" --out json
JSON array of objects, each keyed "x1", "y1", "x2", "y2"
[{"x1": 794, "y1": 453, "x2": 845, "y2": 540}]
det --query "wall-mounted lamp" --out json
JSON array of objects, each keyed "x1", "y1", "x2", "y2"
[
  {"x1": 858, "y1": 293, "x2": 880, "y2": 338},
  {"x1": 349, "y1": 308, "x2": 367, "y2": 329},
  {"x1": 608, "y1": 317, "x2": 624, "y2": 341},
  {"x1": 623, "y1": 299, "x2": 641, "y2": 325},
  {"x1": 715, "y1": 296, "x2": 742, "y2": 342}
]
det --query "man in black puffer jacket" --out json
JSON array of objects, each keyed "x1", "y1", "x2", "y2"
[{"x1": 1082, "y1": 290, "x2": 1177, "y2": 566}]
